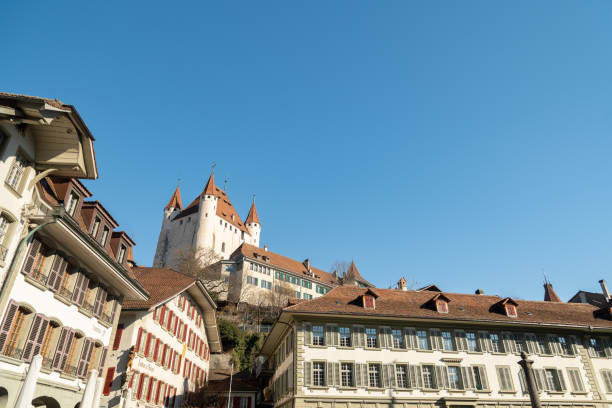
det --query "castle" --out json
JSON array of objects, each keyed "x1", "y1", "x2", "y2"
[{"x1": 153, "y1": 170, "x2": 261, "y2": 269}]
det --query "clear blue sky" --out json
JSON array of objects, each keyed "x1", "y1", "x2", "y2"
[{"x1": 3, "y1": 1, "x2": 612, "y2": 302}]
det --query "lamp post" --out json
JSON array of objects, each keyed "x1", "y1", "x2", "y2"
[{"x1": 518, "y1": 352, "x2": 542, "y2": 408}]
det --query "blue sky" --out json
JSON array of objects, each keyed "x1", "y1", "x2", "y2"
[{"x1": 3, "y1": 1, "x2": 612, "y2": 301}]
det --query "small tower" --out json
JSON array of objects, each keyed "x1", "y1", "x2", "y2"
[
  {"x1": 245, "y1": 197, "x2": 261, "y2": 247},
  {"x1": 153, "y1": 184, "x2": 183, "y2": 267},
  {"x1": 165, "y1": 185, "x2": 183, "y2": 217},
  {"x1": 197, "y1": 170, "x2": 219, "y2": 251}
]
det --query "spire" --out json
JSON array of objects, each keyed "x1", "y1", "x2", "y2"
[
  {"x1": 245, "y1": 197, "x2": 260, "y2": 225},
  {"x1": 165, "y1": 185, "x2": 183, "y2": 210},
  {"x1": 543, "y1": 282, "x2": 562, "y2": 302},
  {"x1": 347, "y1": 260, "x2": 364, "y2": 280},
  {"x1": 203, "y1": 170, "x2": 217, "y2": 196}
]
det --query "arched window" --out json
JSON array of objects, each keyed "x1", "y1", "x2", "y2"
[{"x1": 0, "y1": 301, "x2": 34, "y2": 359}]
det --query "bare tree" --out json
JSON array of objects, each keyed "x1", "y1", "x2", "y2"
[
  {"x1": 330, "y1": 260, "x2": 351, "y2": 283},
  {"x1": 227, "y1": 268, "x2": 253, "y2": 306},
  {"x1": 174, "y1": 247, "x2": 221, "y2": 280}
]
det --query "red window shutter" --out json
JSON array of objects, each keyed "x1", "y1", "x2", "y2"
[
  {"x1": 145, "y1": 333, "x2": 152, "y2": 357},
  {"x1": 113, "y1": 324, "x2": 124, "y2": 350},
  {"x1": 21, "y1": 238, "x2": 42, "y2": 276},
  {"x1": 155, "y1": 380, "x2": 162, "y2": 404},
  {"x1": 153, "y1": 308, "x2": 158, "y2": 321},
  {"x1": 167, "y1": 311, "x2": 173, "y2": 330},
  {"x1": 153, "y1": 339, "x2": 160, "y2": 361},
  {"x1": 147, "y1": 378, "x2": 155, "y2": 402},
  {"x1": 103, "y1": 366, "x2": 116, "y2": 395},
  {"x1": 182, "y1": 324, "x2": 187, "y2": 342},
  {"x1": 178, "y1": 355, "x2": 182, "y2": 374},
  {"x1": 160, "y1": 306, "x2": 166, "y2": 325},
  {"x1": 137, "y1": 374, "x2": 145, "y2": 399},
  {"x1": 135, "y1": 327, "x2": 143, "y2": 352}
]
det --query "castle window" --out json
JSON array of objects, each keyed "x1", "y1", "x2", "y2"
[{"x1": 221, "y1": 243, "x2": 225, "y2": 253}]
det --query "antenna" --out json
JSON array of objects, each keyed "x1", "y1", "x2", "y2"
[
  {"x1": 224, "y1": 175, "x2": 229, "y2": 191},
  {"x1": 177, "y1": 177, "x2": 181, "y2": 187},
  {"x1": 252, "y1": 193, "x2": 256, "y2": 203},
  {"x1": 211, "y1": 162, "x2": 216, "y2": 173}
]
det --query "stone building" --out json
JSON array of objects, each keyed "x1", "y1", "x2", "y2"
[
  {"x1": 259, "y1": 283, "x2": 612, "y2": 408},
  {"x1": 0, "y1": 93, "x2": 149, "y2": 407},
  {"x1": 102, "y1": 266, "x2": 222, "y2": 408},
  {"x1": 153, "y1": 171, "x2": 261, "y2": 269}
]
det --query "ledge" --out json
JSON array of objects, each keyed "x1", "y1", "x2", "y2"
[
  {"x1": 24, "y1": 275, "x2": 48, "y2": 292},
  {"x1": 0, "y1": 354, "x2": 23, "y2": 366},
  {"x1": 53, "y1": 293, "x2": 73, "y2": 306}
]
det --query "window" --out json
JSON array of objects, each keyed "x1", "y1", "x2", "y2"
[
  {"x1": 6, "y1": 153, "x2": 27, "y2": 190},
  {"x1": 0, "y1": 214, "x2": 9, "y2": 244},
  {"x1": 295, "y1": 291, "x2": 301, "y2": 299},
  {"x1": 117, "y1": 245, "x2": 126, "y2": 264},
  {"x1": 392, "y1": 329, "x2": 404, "y2": 349},
  {"x1": 0, "y1": 303, "x2": 31, "y2": 358},
  {"x1": 473, "y1": 366, "x2": 486, "y2": 390},
  {"x1": 506, "y1": 304, "x2": 517, "y2": 317},
  {"x1": 496, "y1": 366, "x2": 514, "y2": 391},
  {"x1": 448, "y1": 366, "x2": 460, "y2": 389},
  {"x1": 566, "y1": 368, "x2": 584, "y2": 392},
  {"x1": 417, "y1": 330, "x2": 429, "y2": 350},
  {"x1": 100, "y1": 226, "x2": 110, "y2": 246},
  {"x1": 441, "y1": 331, "x2": 454, "y2": 351},
  {"x1": 366, "y1": 328, "x2": 377, "y2": 348},
  {"x1": 65, "y1": 191, "x2": 80, "y2": 217},
  {"x1": 512, "y1": 334, "x2": 524, "y2": 353},
  {"x1": 422, "y1": 365, "x2": 435, "y2": 389},
  {"x1": 589, "y1": 337, "x2": 606, "y2": 358},
  {"x1": 313, "y1": 362, "x2": 325, "y2": 386},
  {"x1": 312, "y1": 326, "x2": 324, "y2": 346},
  {"x1": 396, "y1": 364, "x2": 409, "y2": 388},
  {"x1": 336, "y1": 327, "x2": 350, "y2": 347},
  {"x1": 221, "y1": 242, "x2": 225, "y2": 252},
  {"x1": 545, "y1": 368, "x2": 563, "y2": 392},
  {"x1": 303, "y1": 294, "x2": 313, "y2": 300},
  {"x1": 91, "y1": 218, "x2": 101, "y2": 239},
  {"x1": 466, "y1": 332, "x2": 478, "y2": 352},
  {"x1": 558, "y1": 336, "x2": 572, "y2": 355},
  {"x1": 368, "y1": 364, "x2": 381, "y2": 388},
  {"x1": 341, "y1": 362, "x2": 353, "y2": 387},
  {"x1": 436, "y1": 299, "x2": 448, "y2": 313},
  {"x1": 601, "y1": 369, "x2": 612, "y2": 393},
  {"x1": 537, "y1": 335, "x2": 550, "y2": 355},
  {"x1": 489, "y1": 333, "x2": 502, "y2": 353}
]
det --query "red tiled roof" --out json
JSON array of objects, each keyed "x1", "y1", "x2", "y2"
[
  {"x1": 203, "y1": 171, "x2": 216, "y2": 196},
  {"x1": 544, "y1": 282, "x2": 562, "y2": 302},
  {"x1": 166, "y1": 186, "x2": 183, "y2": 210},
  {"x1": 283, "y1": 286, "x2": 612, "y2": 328},
  {"x1": 245, "y1": 201, "x2": 260, "y2": 225},
  {"x1": 122, "y1": 267, "x2": 195, "y2": 309},
  {"x1": 231, "y1": 243, "x2": 338, "y2": 286}
]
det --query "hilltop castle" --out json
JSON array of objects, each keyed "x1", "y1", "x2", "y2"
[{"x1": 153, "y1": 170, "x2": 261, "y2": 269}]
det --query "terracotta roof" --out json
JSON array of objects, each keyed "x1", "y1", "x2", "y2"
[
  {"x1": 122, "y1": 267, "x2": 196, "y2": 309},
  {"x1": 165, "y1": 186, "x2": 183, "y2": 210},
  {"x1": 0, "y1": 91, "x2": 71, "y2": 111},
  {"x1": 283, "y1": 286, "x2": 612, "y2": 328},
  {"x1": 179, "y1": 182, "x2": 249, "y2": 233},
  {"x1": 231, "y1": 243, "x2": 338, "y2": 286},
  {"x1": 203, "y1": 171, "x2": 216, "y2": 196},
  {"x1": 245, "y1": 200, "x2": 260, "y2": 225},
  {"x1": 543, "y1": 282, "x2": 562, "y2": 302}
]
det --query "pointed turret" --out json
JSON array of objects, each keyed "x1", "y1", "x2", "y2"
[
  {"x1": 342, "y1": 260, "x2": 375, "y2": 288},
  {"x1": 165, "y1": 185, "x2": 183, "y2": 210},
  {"x1": 203, "y1": 170, "x2": 217, "y2": 196},
  {"x1": 245, "y1": 200, "x2": 260, "y2": 225},
  {"x1": 544, "y1": 282, "x2": 562, "y2": 302}
]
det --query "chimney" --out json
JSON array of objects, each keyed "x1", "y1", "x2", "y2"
[
  {"x1": 599, "y1": 279, "x2": 611, "y2": 303},
  {"x1": 475, "y1": 289, "x2": 484, "y2": 295},
  {"x1": 264, "y1": 245, "x2": 268, "y2": 252},
  {"x1": 303, "y1": 258, "x2": 311, "y2": 271},
  {"x1": 397, "y1": 277, "x2": 408, "y2": 291}
]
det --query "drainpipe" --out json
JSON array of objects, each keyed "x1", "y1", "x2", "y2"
[{"x1": 0, "y1": 213, "x2": 60, "y2": 313}]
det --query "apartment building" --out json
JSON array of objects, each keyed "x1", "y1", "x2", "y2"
[
  {"x1": 102, "y1": 266, "x2": 222, "y2": 408},
  {"x1": 0, "y1": 93, "x2": 148, "y2": 407},
  {"x1": 259, "y1": 284, "x2": 612, "y2": 408}
]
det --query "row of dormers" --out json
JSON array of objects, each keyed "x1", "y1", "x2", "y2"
[{"x1": 39, "y1": 176, "x2": 135, "y2": 268}]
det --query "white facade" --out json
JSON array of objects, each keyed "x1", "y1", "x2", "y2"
[{"x1": 153, "y1": 173, "x2": 260, "y2": 269}]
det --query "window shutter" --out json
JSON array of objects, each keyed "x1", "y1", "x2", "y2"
[
  {"x1": 103, "y1": 366, "x2": 115, "y2": 395},
  {"x1": 461, "y1": 366, "x2": 473, "y2": 390},
  {"x1": 518, "y1": 369, "x2": 527, "y2": 394},
  {"x1": 57, "y1": 329, "x2": 75, "y2": 371},
  {"x1": 22, "y1": 238, "x2": 42, "y2": 276},
  {"x1": 135, "y1": 327, "x2": 143, "y2": 353},
  {"x1": 304, "y1": 361, "x2": 311, "y2": 386},
  {"x1": 72, "y1": 272, "x2": 89, "y2": 306},
  {"x1": 405, "y1": 328, "x2": 417, "y2": 349},
  {"x1": 547, "y1": 335, "x2": 560, "y2": 355},
  {"x1": 454, "y1": 330, "x2": 467, "y2": 351},
  {"x1": 604, "y1": 338, "x2": 612, "y2": 358},
  {"x1": 304, "y1": 323, "x2": 312, "y2": 346},
  {"x1": 387, "y1": 364, "x2": 396, "y2": 388},
  {"x1": 334, "y1": 362, "x2": 340, "y2": 387},
  {"x1": 502, "y1": 332, "x2": 514, "y2": 353},
  {"x1": 569, "y1": 336, "x2": 579, "y2": 355},
  {"x1": 333, "y1": 326, "x2": 339, "y2": 347},
  {"x1": 99, "y1": 346, "x2": 108, "y2": 370},
  {"x1": 478, "y1": 366, "x2": 489, "y2": 390},
  {"x1": 360, "y1": 363, "x2": 368, "y2": 387},
  {"x1": 533, "y1": 368, "x2": 545, "y2": 391},
  {"x1": 145, "y1": 333, "x2": 152, "y2": 357},
  {"x1": 358, "y1": 327, "x2": 365, "y2": 348},
  {"x1": 77, "y1": 338, "x2": 95, "y2": 377},
  {"x1": 46, "y1": 255, "x2": 63, "y2": 291},
  {"x1": 0, "y1": 301, "x2": 19, "y2": 353},
  {"x1": 153, "y1": 339, "x2": 160, "y2": 361},
  {"x1": 325, "y1": 326, "x2": 332, "y2": 347},
  {"x1": 525, "y1": 334, "x2": 537, "y2": 354},
  {"x1": 410, "y1": 365, "x2": 422, "y2": 389},
  {"x1": 478, "y1": 331, "x2": 490, "y2": 352},
  {"x1": 556, "y1": 369, "x2": 566, "y2": 391},
  {"x1": 94, "y1": 286, "x2": 107, "y2": 316},
  {"x1": 22, "y1": 314, "x2": 48, "y2": 362},
  {"x1": 113, "y1": 325, "x2": 124, "y2": 350},
  {"x1": 386, "y1": 328, "x2": 393, "y2": 349}
]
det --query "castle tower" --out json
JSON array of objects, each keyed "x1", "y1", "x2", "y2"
[
  {"x1": 197, "y1": 170, "x2": 219, "y2": 251},
  {"x1": 245, "y1": 198, "x2": 261, "y2": 248},
  {"x1": 153, "y1": 185, "x2": 183, "y2": 267}
]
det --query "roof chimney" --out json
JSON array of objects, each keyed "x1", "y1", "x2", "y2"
[
  {"x1": 475, "y1": 289, "x2": 484, "y2": 295},
  {"x1": 599, "y1": 279, "x2": 611, "y2": 303},
  {"x1": 264, "y1": 245, "x2": 268, "y2": 252},
  {"x1": 303, "y1": 258, "x2": 311, "y2": 271},
  {"x1": 397, "y1": 277, "x2": 408, "y2": 291}
]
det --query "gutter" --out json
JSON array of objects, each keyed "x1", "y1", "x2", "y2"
[{"x1": 0, "y1": 210, "x2": 61, "y2": 313}]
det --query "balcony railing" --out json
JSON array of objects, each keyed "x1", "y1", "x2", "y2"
[
  {"x1": 63, "y1": 364, "x2": 77, "y2": 377},
  {"x1": 83, "y1": 301, "x2": 96, "y2": 314},
  {"x1": 58, "y1": 286, "x2": 74, "y2": 300},
  {"x1": 2, "y1": 346, "x2": 23, "y2": 360},
  {"x1": 30, "y1": 269, "x2": 49, "y2": 286},
  {"x1": 101, "y1": 312, "x2": 113, "y2": 324},
  {"x1": 42, "y1": 357, "x2": 54, "y2": 370}
]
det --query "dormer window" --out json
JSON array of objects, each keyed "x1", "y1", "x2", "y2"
[
  {"x1": 100, "y1": 226, "x2": 110, "y2": 246},
  {"x1": 117, "y1": 244, "x2": 127, "y2": 264},
  {"x1": 91, "y1": 217, "x2": 101, "y2": 239},
  {"x1": 65, "y1": 191, "x2": 80, "y2": 217},
  {"x1": 505, "y1": 303, "x2": 517, "y2": 318},
  {"x1": 436, "y1": 299, "x2": 449, "y2": 313},
  {"x1": 363, "y1": 295, "x2": 375, "y2": 309}
]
